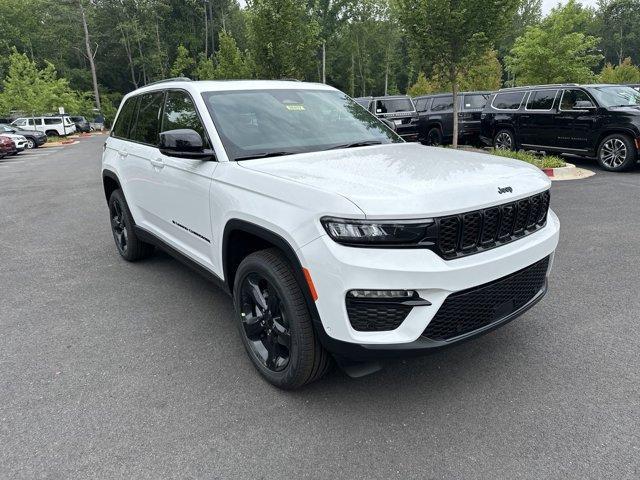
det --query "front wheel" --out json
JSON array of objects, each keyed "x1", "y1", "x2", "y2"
[
  {"x1": 424, "y1": 127, "x2": 443, "y2": 146},
  {"x1": 26, "y1": 138, "x2": 36, "y2": 149},
  {"x1": 493, "y1": 129, "x2": 517, "y2": 151},
  {"x1": 233, "y1": 249, "x2": 332, "y2": 389},
  {"x1": 597, "y1": 134, "x2": 637, "y2": 171}
]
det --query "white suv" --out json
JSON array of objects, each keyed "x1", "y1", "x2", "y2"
[
  {"x1": 12, "y1": 116, "x2": 76, "y2": 136},
  {"x1": 102, "y1": 79, "x2": 560, "y2": 389}
]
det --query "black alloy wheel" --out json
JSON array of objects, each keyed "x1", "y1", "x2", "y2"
[
  {"x1": 494, "y1": 129, "x2": 516, "y2": 151},
  {"x1": 426, "y1": 127, "x2": 442, "y2": 146},
  {"x1": 239, "y1": 272, "x2": 291, "y2": 372},
  {"x1": 110, "y1": 197, "x2": 128, "y2": 255}
]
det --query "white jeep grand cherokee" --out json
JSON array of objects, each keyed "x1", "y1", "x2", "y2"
[{"x1": 102, "y1": 79, "x2": 560, "y2": 389}]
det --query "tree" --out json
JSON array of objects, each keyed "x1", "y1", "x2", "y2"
[
  {"x1": 599, "y1": 57, "x2": 640, "y2": 84},
  {"x1": 212, "y1": 31, "x2": 252, "y2": 79},
  {"x1": 194, "y1": 53, "x2": 216, "y2": 80},
  {"x1": 395, "y1": 0, "x2": 519, "y2": 147},
  {"x1": 247, "y1": 0, "x2": 319, "y2": 79},
  {"x1": 78, "y1": 0, "x2": 101, "y2": 110},
  {"x1": 170, "y1": 44, "x2": 195, "y2": 77},
  {"x1": 506, "y1": 0, "x2": 602, "y2": 85},
  {"x1": 596, "y1": 0, "x2": 640, "y2": 65},
  {"x1": 0, "y1": 50, "x2": 88, "y2": 116}
]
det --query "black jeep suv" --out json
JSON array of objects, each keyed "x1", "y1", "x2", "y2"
[
  {"x1": 354, "y1": 95, "x2": 419, "y2": 141},
  {"x1": 414, "y1": 91, "x2": 491, "y2": 146},
  {"x1": 480, "y1": 84, "x2": 640, "y2": 171}
]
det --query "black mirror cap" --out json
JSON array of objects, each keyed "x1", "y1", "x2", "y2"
[{"x1": 159, "y1": 129, "x2": 216, "y2": 161}]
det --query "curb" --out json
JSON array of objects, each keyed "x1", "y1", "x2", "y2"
[{"x1": 542, "y1": 163, "x2": 595, "y2": 181}]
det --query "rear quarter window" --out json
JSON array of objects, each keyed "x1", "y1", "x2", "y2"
[
  {"x1": 492, "y1": 92, "x2": 525, "y2": 110},
  {"x1": 431, "y1": 96, "x2": 454, "y2": 111},
  {"x1": 44, "y1": 118, "x2": 62, "y2": 125}
]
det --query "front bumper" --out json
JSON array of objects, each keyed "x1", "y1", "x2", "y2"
[{"x1": 299, "y1": 210, "x2": 560, "y2": 358}]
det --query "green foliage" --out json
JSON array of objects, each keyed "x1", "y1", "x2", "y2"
[
  {"x1": 407, "y1": 72, "x2": 436, "y2": 97},
  {"x1": 598, "y1": 58, "x2": 640, "y2": 84},
  {"x1": 194, "y1": 53, "x2": 216, "y2": 80},
  {"x1": 506, "y1": 0, "x2": 602, "y2": 85},
  {"x1": 490, "y1": 149, "x2": 566, "y2": 169},
  {"x1": 247, "y1": 0, "x2": 320, "y2": 79},
  {"x1": 213, "y1": 31, "x2": 252, "y2": 79},
  {"x1": 170, "y1": 45, "x2": 195, "y2": 77},
  {"x1": 595, "y1": 0, "x2": 640, "y2": 65},
  {"x1": 0, "y1": 50, "x2": 89, "y2": 116}
]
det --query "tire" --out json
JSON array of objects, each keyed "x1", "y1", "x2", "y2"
[
  {"x1": 26, "y1": 138, "x2": 36, "y2": 149},
  {"x1": 424, "y1": 127, "x2": 443, "y2": 146},
  {"x1": 45, "y1": 130, "x2": 58, "y2": 137},
  {"x1": 233, "y1": 248, "x2": 332, "y2": 389},
  {"x1": 597, "y1": 133, "x2": 637, "y2": 172},
  {"x1": 108, "y1": 189, "x2": 154, "y2": 261},
  {"x1": 493, "y1": 129, "x2": 517, "y2": 151}
]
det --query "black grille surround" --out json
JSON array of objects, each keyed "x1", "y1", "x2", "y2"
[
  {"x1": 422, "y1": 256, "x2": 550, "y2": 341},
  {"x1": 432, "y1": 190, "x2": 550, "y2": 260}
]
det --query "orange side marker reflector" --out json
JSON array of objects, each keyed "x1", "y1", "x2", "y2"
[{"x1": 302, "y1": 268, "x2": 318, "y2": 301}]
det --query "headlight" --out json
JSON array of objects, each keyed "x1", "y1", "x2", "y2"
[{"x1": 321, "y1": 216, "x2": 434, "y2": 246}]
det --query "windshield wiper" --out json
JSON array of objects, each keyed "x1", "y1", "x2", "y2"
[
  {"x1": 234, "y1": 151, "x2": 297, "y2": 161},
  {"x1": 328, "y1": 140, "x2": 383, "y2": 150}
]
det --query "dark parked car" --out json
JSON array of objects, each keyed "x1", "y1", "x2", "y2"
[
  {"x1": 353, "y1": 95, "x2": 420, "y2": 141},
  {"x1": 69, "y1": 115, "x2": 91, "y2": 133},
  {"x1": 0, "y1": 123, "x2": 47, "y2": 149},
  {"x1": 480, "y1": 83, "x2": 640, "y2": 171},
  {"x1": 414, "y1": 91, "x2": 492, "y2": 146},
  {"x1": 0, "y1": 135, "x2": 17, "y2": 158}
]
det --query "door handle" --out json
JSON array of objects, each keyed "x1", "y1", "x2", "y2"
[
  {"x1": 118, "y1": 150, "x2": 128, "y2": 158},
  {"x1": 150, "y1": 158, "x2": 165, "y2": 169}
]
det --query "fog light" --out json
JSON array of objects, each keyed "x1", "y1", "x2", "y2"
[{"x1": 348, "y1": 289, "x2": 416, "y2": 299}]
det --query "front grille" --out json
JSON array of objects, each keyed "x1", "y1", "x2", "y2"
[
  {"x1": 346, "y1": 299, "x2": 412, "y2": 332},
  {"x1": 432, "y1": 191, "x2": 550, "y2": 259},
  {"x1": 422, "y1": 256, "x2": 549, "y2": 341}
]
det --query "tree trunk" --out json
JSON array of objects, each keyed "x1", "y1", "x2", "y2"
[
  {"x1": 208, "y1": 0, "x2": 215, "y2": 58},
  {"x1": 79, "y1": 0, "x2": 101, "y2": 110},
  {"x1": 451, "y1": 67, "x2": 459, "y2": 149},
  {"x1": 322, "y1": 41, "x2": 326, "y2": 84},
  {"x1": 155, "y1": 21, "x2": 165, "y2": 77},
  {"x1": 204, "y1": 2, "x2": 209, "y2": 57},
  {"x1": 120, "y1": 27, "x2": 138, "y2": 88},
  {"x1": 350, "y1": 52, "x2": 355, "y2": 97}
]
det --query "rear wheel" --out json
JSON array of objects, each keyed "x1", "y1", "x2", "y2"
[
  {"x1": 233, "y1": 249, "x2": 332, "y2": 389},
  {"x1": 597, "y1": 134, "x2": 637, "y2": 171},
  {"x1": 425, "y1": 127, "x2": 443, "y2": 146},
  {"x1": 26, "y1": 138, "x2": 36, "y2": 149},
  {"x1": 45, "y1": 130, "x2": 58, "y2": 137},
  {"x1": 108, "y1": 189, "x2": 154, "y2": 261},
  {"x1": 493, "y1": 129, "x2": 516, "y2": 151}
]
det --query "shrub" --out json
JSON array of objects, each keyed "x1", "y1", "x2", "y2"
[{"x1": 489, "y1": 148, "x2": 566, "y2": 168}]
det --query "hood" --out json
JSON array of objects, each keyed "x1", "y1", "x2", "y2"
[
  {"x1": 0, "y1": 133, "x2": 26, "y2": 141},
  {"x1": 239, "y1": 143, "x2": 551, "y2": 218}
]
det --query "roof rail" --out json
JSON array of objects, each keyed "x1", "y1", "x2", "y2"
[
  {"x1": 499, "y1": 83, "x2": 579, "y2": 91},
  {"x1": 145, "y1": 77, "x2": 192, "y2": 86}
]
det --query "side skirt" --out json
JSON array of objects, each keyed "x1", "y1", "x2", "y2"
[{"x1": 134, "y1": 226, "x2": 230, "y2": 296}]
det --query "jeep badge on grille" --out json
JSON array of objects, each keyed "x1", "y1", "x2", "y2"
[{"x1": 498, "y1": 186, "x2": 513, "y2": 194}]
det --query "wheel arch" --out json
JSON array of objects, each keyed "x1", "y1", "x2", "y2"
[
  {"x1": 222, "y1": 219, "x2": 324, "y2": 333},
  {"x1": 594, "y1": 128, "x2": 638, "y2": 153},
  {"x1": 102, "y1": 169, "x2": 122, "y2": 203}
]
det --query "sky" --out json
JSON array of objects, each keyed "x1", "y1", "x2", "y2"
[{"x1": 541, "y1": 0, "x2": 598, "y2": 14}]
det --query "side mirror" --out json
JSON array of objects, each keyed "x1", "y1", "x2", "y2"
[
  {"x1": 381, "y1": 118, "x2": 397, "y2": 131},
  {"x1": 574, "y1": 100, "x2": 596, "y2": 110},
  {"x1": 159, "y1": 129, "x2": 216, "y2": 160}
]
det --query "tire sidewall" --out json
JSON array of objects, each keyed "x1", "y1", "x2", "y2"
[
  {"x1": 426, "y1": 127, "x2": 442, "y2": 146},
  {"x1": 108, "y1": 190, "x2": 134, "y2": 260},
  {"x1": 233, "y1": 254, "x2": 310, "y2": 388},
  {"x1": 597, "y1": 134, "x2": 636, "y2": 171},
  {"x1": 26, "y1": 138, "x2": 35, "y2": 149}
]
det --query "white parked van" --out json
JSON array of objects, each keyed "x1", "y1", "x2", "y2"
[{"x1": 11, "y1": 116, "x2": 77, "y2": 137}]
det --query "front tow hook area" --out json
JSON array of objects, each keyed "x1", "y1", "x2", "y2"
[{"x1": 335, "y1": 357, "x2": 384, "y2": 378}]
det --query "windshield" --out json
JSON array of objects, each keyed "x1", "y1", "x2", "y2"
[
  {"x1": 587, "y1": 86, "x2": 640, "y2": 107},
  {"x1": 202, "y1": 89, "x2": 401, "y2": 161}
]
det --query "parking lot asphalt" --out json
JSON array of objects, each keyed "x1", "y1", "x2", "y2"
[{"x1": 1, "y1": 136, "x2": 639, "y2": 479}]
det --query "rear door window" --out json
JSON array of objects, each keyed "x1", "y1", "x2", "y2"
[
  {"x1": 463, "y1": 94, "x2": 489, "y2": 110},
  {"x1": 415, "y1": 98, "x2": 431, "y2": 112},
  {"x1": 526, "y1": 90, "x2": 558, "y2": 110},
  {"x1": 492, "y1": 92, "x2": 525, "y2": 110},
  {"x1": 44, "y1": 118, "x2": 62, "y2": 125},
  {"x1": 129, "y1": 91, "x2": 165, "y2": 145},
  {"x1": 431, "y1": 96, "x2": 454, "y2": 112},
  {"x1": 375, "y1": 98, "x2": 414, "y2": 114},
  {"x1": 112, "y1": 97, "x2": 138, "y2": 139}
]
